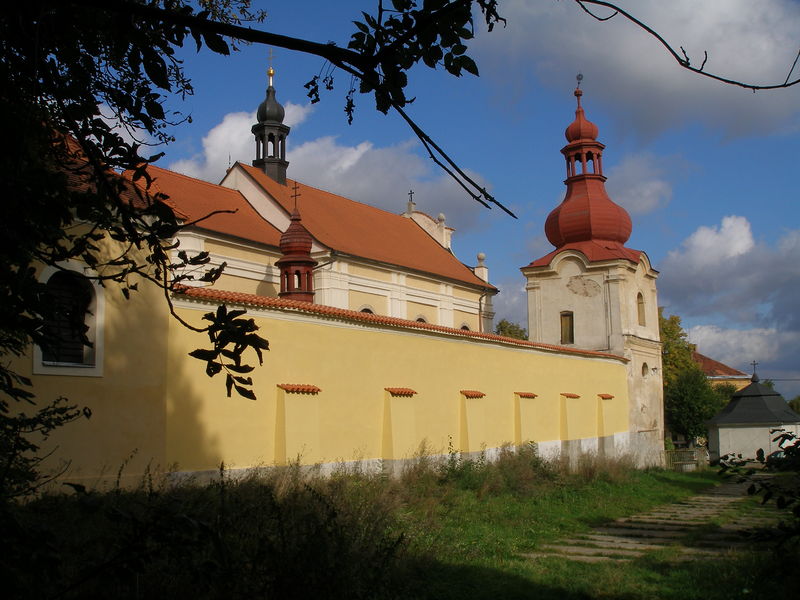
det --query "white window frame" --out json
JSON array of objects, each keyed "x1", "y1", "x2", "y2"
[{"x1": 33, "y1": 261, "x2": 105, "y2": 377}]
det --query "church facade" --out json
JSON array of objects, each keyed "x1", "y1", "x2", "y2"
[{"x1": 20, "y1": 72, "x2": 664, "y2": 485}]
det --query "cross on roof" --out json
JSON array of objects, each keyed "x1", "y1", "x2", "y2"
[
  {"x1": 291, "y1": 181, "x2": 301, "y2": 209},
  {"x1": 408, "y1": 189, "x2": 414, "y2": 202}
]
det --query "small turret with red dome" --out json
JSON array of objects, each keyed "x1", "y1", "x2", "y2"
[
  {"x1": 529, "y1": 78, "x2": 641, "y2": 267},
  {"x1": 276, "y1": 189, "x2": 318, "y2": 302},
  {"x1": 279, "y1": 208, "x2": 314, "y2": 257}
]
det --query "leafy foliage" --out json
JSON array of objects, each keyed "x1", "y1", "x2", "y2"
[
  {"x1": 0, "y1": 0, "x2": 269, "y2": 497},
  {"x1": 658, "y1": 308, "x2": 698, "y2": 390},
  {"x1": 789, "y1": 396, "x2": 800, "y2": 414},
  {"x1": 664, "y1": 368, "x2": 727, "y2": 440},
  {"x1": 658, "y1": 309, "x2": 729, "y2": 440},
  {"x1": 494, "y1": 319, "x2": 528, "y2": 340},
  {"x1": 719, "y1": 429, "x2": 800, "y2": 544}
]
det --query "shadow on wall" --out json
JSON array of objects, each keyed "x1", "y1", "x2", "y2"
[{"x1": 31, "y1": 285, "x2": 224, "y2": 490}]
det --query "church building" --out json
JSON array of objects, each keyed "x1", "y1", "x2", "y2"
[{"x1": 21, "y1": 71, "x2": 665, "y2": 485}]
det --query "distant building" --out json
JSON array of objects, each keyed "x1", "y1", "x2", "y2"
[
  {"x1": 707, "y1": 373, "x2": 800, "y2": 462},
  {"x1": 692, "y1": 351, "x2": 750, "y2": 390}
]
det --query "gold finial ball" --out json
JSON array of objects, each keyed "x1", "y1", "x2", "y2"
[{"x1": 268, "y1": 66, "x2": 275, "y2": 77}]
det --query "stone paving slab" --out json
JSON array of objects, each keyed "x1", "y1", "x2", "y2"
[{"x1": 522, "y1": 479, "x2": 783, "y2": 564}]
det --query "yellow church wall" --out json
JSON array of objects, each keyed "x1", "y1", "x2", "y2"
[
  {"x1": 452, "y1": 285, "x2": 481, "y2": 301},
  {"x1": 161, "y1": 300, "x2": 631, "y2": 472},
  {"x1": 406, "y1": 300, "x2": 437, "y2": 324},
  {"x1": 453, "y1": 309, "x2": 479, "y2": 331},
  {"x1": 406, "y1": 274, "x2": 440, "y2": 293},
  {"x1": 213, "y1": 273, "x2": 260, "y2": 295},
  {"x1": 349, "y1": 289, "x2": 388, "y2": 314},
  {"x1": 204, "y1": 239, "x2": 279, "y2": 265},
  {"x1": 15, "y1": 279, "x2": 171, "y2": 487},
  {"x1": 348, "y1": 262, "x2": 393, "y2": 283}
]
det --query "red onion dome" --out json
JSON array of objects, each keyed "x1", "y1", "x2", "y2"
[
  {"x1": 279, "y1": 209, "x2": 313, "y2": 255},
  {"x1": 565, "y1": 88, "x2": 599, "y2": 142}
]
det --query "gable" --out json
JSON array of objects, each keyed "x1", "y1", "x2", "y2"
[
  {"x1": 145, "y1": 165, "x2": 283, "y2": 248},
  {"x1": 237, "y1": 164, "x2": 494, "y2": 290}
]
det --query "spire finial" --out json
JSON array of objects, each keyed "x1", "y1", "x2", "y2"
[
  {"x1": 750, "y1": 360, "x2": 760, "y2": 382},
  {"x1": 268, "y1": 48, "x2": 276, "y2": 86},
  {"x1": 575, "y1": 73, "x2": 584, "y2": 107}
]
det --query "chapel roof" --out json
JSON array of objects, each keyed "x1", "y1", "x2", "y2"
[
  {"x1": 238, "y1": 163, "x2": 495, "y2": 290},
  {"x1": 143, "y1": 165, "x2": 283, "y2": 247},
  {"x1": 707, "y1": 374, "x2": 800, "y2": 426}
]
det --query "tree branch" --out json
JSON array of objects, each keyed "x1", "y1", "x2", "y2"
[{"x1": 575, "y1": 1, "x2": 800, "y2": 90}]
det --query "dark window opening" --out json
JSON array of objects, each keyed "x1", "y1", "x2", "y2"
[
  {"x1": 42, "y1": 272, "x2": 94, "y2": 364},
  {"x1": 560, "y1": 311, "x2": 574, "y2": 345}
]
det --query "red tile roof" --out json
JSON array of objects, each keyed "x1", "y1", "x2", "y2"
[
  {"x1": 238, "y1": 164, "x2": 494, "y2": 290},
  {"x1": 461, "y1": 390, "x2": 486, "y2": 398},
  {"x1": 598, "y1": 393, "x2": 614, "y2": 399},
  {"x1": 562, "y1": 393, "x2": 581, "y2": 398},
  {"x1": 385, "y1": 388, "x2": 417, "y2": 397},
  {"x1": 143, "y1": 165, "x2": 283, "y2": 247},
  {"x1": 277, "y1": 384, "x2": 321, "y2": 394},
  {"x1": 525, "y1": 240, "x2": 642, "y2": 268},
  {"x1": 175, "y1": 286, "x2": 627, "y2": 362},
  {"x1": 692, "y1": 351, "x2": 748, "y2": 378},
  {"x1": 516, "y1": 392, "x2": 538, "y2": 399}
]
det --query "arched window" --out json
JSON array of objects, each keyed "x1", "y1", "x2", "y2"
[
  {"x1": 42, "y1": 271, "x2": 95, "y2": 365},
  {"x1": 637, "y1": 292, "x2": 646, "y2": 326},
  {"x1": 34, "y1": 264, "x2": 105, "y2": 377},
  {"x1": 641, "y1": 362, "x2": 649, "y2": 378},
  {"x1": 360, "y1": 307, "x2": 374, "y2": 314},
  {"x1": 415, "y1": 316, "x2": 427, "y2": 323},
  {"x1": 460, "y1": 324, "x2": 471, "y2": 331},
  {"x1": 560, "y1": 311, "x2": 574, "y2": 345}
]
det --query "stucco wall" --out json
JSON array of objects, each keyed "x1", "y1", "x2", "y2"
[
  {"x1": 26, "y1": 287, "x2": 639, "y2": 486},
  {"x1": 709, "y1": 423, "x2": 800, "y2": 461},
  {"x1": 162, "y1": 297, "x2": 631, "y2": 473}
]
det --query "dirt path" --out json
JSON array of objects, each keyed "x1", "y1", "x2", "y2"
[{"x1": 523, "y1": 478, "x2": 784, "y2": 563}]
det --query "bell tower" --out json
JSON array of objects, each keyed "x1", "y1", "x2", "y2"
[
  {"x1": 252, "y1": 66, "x2": 290, "y2": 184},
  {"x1": 521, "y1": 80, "x2": 663, "y2": 465}
]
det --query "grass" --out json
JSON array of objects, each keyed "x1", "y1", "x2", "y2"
[{"x1": 3, "y1": 445, "x2": 798, "y2": 599}]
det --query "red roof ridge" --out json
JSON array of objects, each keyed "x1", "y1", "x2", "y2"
[
  {"x1": 174, "y1": 285, "x2": 626, "y2": 362},
  {"x1": 149, "y1": 164, "x2": 238, "y2": 193},
  {"x1": 239, "y1": 163, "x2": 417, "y2": 221},
  {"x1": 461, "y1": 390, "x2": 486, "y2": 398},
  {"x1": 692, "y1": 351, "x2": 748, "y2": 377}
]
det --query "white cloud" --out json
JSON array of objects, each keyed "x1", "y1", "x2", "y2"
[
  {"x1": 688, "y1": 325, "x2": 783, "y2": 368},
  {"x1": 285, "y1": 137, "x2": 490, "y2": 231},
  {"x1": 169, "y1": 103, "x2": 313, "y2": 183},
  {"x1": 491, "y1": 278, "x2": 528, "y2": 328},
  {"x1": 605, "y1": 153, "x2": 674, "y2": 215},
  {"x1": 479, "y1": 0, "x2": 800, "y2": 138},
  {"x1": 660, "y1": 216, "x2": 800, "y2": 395},
  {"x1": 666, "y1": 215, "x2": 754, "y2": 271},
  {"x1": 688, "y1": 325, "x2": 800, "y2": 398},
  {"x1": 169, "y1": 106, "x2": 490, "y2": 231}
]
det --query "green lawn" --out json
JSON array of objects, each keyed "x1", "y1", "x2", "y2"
[{"x1": 4, "y1": 448, "x2": 797, "y2": 599}]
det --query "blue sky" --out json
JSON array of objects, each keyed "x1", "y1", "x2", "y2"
[{"x1": 154, "y1": 1, "x2": 800, "y2": 398}]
